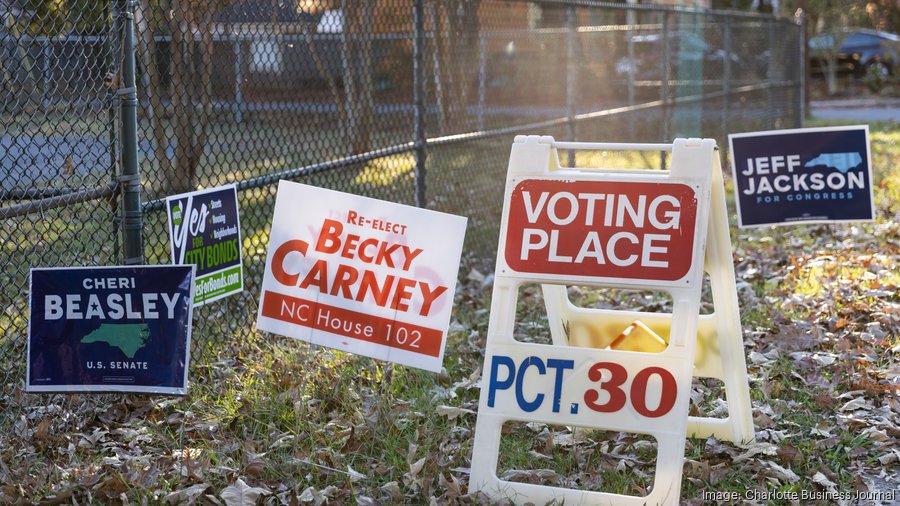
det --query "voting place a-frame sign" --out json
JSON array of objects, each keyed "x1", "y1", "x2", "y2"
[
  {"x1": 541, "y1": 141, "x2": 755, "y2": 445},
  {"x1": 470, "y1": 136, "x2": 753, "y2": 505}
]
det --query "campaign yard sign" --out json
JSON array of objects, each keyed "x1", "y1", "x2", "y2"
[
  {"x1": 729, "y1": 126, "x2": 874, "y2": 227},
  {"x1": 27, "y1": 265, "x2": 194, "y2": 395},
  {"x1": 256, "y1": 181, "x2": 467, "y2": 373},
  {"x1": 166, "y1": 184, "x2": 243, "y2": 305}
]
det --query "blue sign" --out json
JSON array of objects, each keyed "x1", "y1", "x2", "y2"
[
  {"x1": 728, "y1": 126, "x2": 874, "y2": 227},
  {"x1": 166, "y1": 184, "x2": 244, "y2": 305},
  {"x1": 27, "y1": 265, "x2": 195, "y2": 395}
]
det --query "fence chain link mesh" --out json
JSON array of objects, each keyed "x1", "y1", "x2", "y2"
[
  {"x1": 1, "y1": 0, "x2": 802, "y2": 443},
  {"x1": 1, "y1": 0, "x2": 122, "y2": 435}
]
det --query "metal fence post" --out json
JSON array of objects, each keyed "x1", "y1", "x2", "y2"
[
  {"x1": 120, "y1": 0, "x2": 144, "y2": 264},
  {"x1": 767, "y1": 17, "x2": 776, "y2": 129},
  {"x1": 234, "y1": 37, "x2": 243, "y2": 124},
  {"x1": 722, "y1": 15, "x2": 732, "y2": 141},
  {"x1": 413, "y1": 0, "x2": 427, "y2": 208},
  {"x1": 477, "y1": 31, "x2": 486, "y2": 132},
  {"x1": 660, "y1": 10, "x2": 671, "y2": 169},
  {"x1": 798, "y1": 14, "x2": 806, "y2": 127},
  {"x1": 43, "y1": 38, "x2": 51, "y2": 113},
  {"x1": 108, "y1": 0, "x2": 121, "y2": 260},
  {"x1": 626, "y1": 2, "x2": 636, "y2": 140},
  {"x1": 566, "y1": 5, "x2": 576, "y2": 167}
]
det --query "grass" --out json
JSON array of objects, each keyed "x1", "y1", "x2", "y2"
[{"x1": 1, "y1": 118, "x2": 898, "y2": 503}]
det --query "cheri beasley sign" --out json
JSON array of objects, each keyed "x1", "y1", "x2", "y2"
[
  {"x1": 27, "y1": 265, "x2": 194, "y2": 395},
  {"x1": 256, "y1": 182, "x2": 467, "y2": 372}
]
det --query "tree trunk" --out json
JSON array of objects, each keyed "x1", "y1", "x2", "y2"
[
  {"x1": 427, "y1": 1, "x2": 446, "y2": 134},
  {"x1": 169, "y1": 0, "x2": 191, "y2": 192},
  {"x1": 428, "y1": 0, "x2": 480, "y2": 134},
  {"x1": 3, "y1": 6, "x2": 41, "y2": 105},
  {"x1": 136, "y1": 0, "x2": 172, "y2": 192},
  {"x1": 447, "y1": 0, "x2": 479, "y2": 129},
  {"x1": 167, "y1": 0, "x2": 212, "y2": 193},
  {"x1": 303, "y1": 20, "x2": 348, "y2": 143},
  {"x1": 354, "y1": 0, "x2": 374, "y2": 155},
  {"x1": 340, "y1": 0, "x2": 357, "y2": 156},
  {"x1": 189, "y1": 9, "x2": 214, "y2": 185},
  {"x1": 341, "y1": 0, "x2": 375, "y2": 156},
  {"x1": 825, "y1": 56, "x2": 838, "y2": 96}
]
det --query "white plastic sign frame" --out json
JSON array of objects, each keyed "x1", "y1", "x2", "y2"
[
  {"x1": 470, "y1": 136, "x2": 714, "y2": 505},
  {"x1": 540, "y1": 146, "x2": 754, "y2": 445}
]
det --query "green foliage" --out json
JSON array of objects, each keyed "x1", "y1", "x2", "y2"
[{"x1": 20, "y1": 0, "x2": 107, "y2": 35}]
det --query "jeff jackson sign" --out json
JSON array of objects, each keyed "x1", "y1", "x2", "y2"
[
  {"x1": 256, "y1": 181, "x2": 467, "y2": 373},
  {"x1": 166, "y1": 184, "x2": 243, "y2": 305},
  {"x1": 504, "y1": 179, "x2": 698, "y2": 283},
  {"x1": 729, "y1": 126, "x2": 874, "y2": 227},
  {"x1": 27, "y1": 265, "x2": 194, "y2": 395}
]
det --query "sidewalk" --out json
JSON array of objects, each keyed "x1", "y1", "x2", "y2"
[{"x1": 811, "y1": 98, "x2": 900, "y2": 122}]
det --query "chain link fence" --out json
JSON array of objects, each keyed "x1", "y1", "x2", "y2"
[{"x1": 1, "y1": 0, "x2": 802, "y2": 436}]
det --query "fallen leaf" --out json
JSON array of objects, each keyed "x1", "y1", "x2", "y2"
[
  {"x1": 380, "y1": 481, "x2": 403, "y2": 503},
  {"x1": 732, "y1": 441, "x2": 778, "y2": 463},
  {"x1": 408, "y1": 457, "x2": 426, "y2": 478},
  {"x1": 499, "y1": 469, "x2": 562, "y2": 485},
  {"x1": 435, "y1": 405, "x2": 475, "y2": 420},
  {"x1": 839, "y1": 398, "x2": 868, "y2": 412},
  {"x1": 814, "y1": 392, "x2": 834, "y2": 408},
  {"x1": 243, "y1": 460, "x2": 265, "y2": 479},
  {"x1": 812, "y1": 471, "x2": 838, "y2": 494},
  {"x1": 298, "y1": 486, "x2": 324, "y2": 505},
  {"x1": 33, "y1": 419, "x2": 50, "y2": 441},
  {"x1": 877, "y1": 449, "x2": 899, "y2": 465},
  {"x1": 347, "y1": 465, "x2": 366, "y2": 483},
  {"x1": 748, "y1": 351, "x2": 769, "y2": 365},
  {"x1": 165, "y1": 483, "x2": 211, "y2": 505},
  {"x1": 765, "y1": 461, "x2": 800, "y2": 483},
  {"x1": 810, "y1": 426, "x2": 832, "y2": 437},
  {"x1": 220, "y1": 478, "x2": 270, "y2": 506},
  {"x1": 776, "y1": 444, "x2": 800, "y2": 464}
]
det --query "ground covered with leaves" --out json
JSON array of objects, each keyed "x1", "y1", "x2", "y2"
[{"x1": 1, "y1": 121, "x2": 898, "y2": 505}]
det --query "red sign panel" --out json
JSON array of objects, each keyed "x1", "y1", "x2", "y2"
[
  {"x1": 504, "y1": 179, "x2": 698, "y2": 281},
  {"x1": 261, "y1": 290, "x2": 443, "y2": 357}
]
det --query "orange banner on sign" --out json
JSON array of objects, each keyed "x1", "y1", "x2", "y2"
[{"x1": 260, "y1": 290, "x2": 442, "y2": 357}]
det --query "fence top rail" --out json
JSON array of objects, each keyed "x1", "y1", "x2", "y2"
[
  {"x1": 532, "y1": 0, "x2": 799, "y2": 23},
  {"x1": 0, "y1": 183, "x2": 117, "y2": 220},
  {"x1": 5, "y1": 34, "x2": 109, "y2": 43}
]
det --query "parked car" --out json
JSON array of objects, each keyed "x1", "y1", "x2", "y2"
[
  {"x1": 614, "y1": 31, "x2": 743, "y2": 81},
  {"x1": 809, "y1": 29, "x2": 900, "y2": 78}
]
